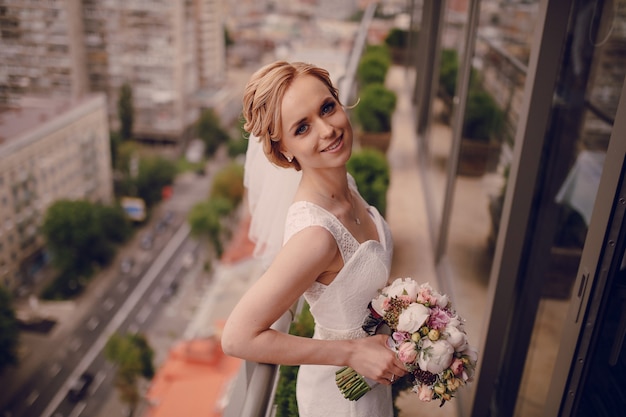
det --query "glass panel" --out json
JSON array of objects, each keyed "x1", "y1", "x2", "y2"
[
  {"x1": 515, "y1": 1, "x2": 626, "y2": 416},
  {"x1": 422, "y1": 2, "x2": 468, "y2": 241},
  {"x1": 440, "y1": 1, "x2": 538, "y2": 410},
  {"x1": 576, "y1": 248, "x2": 626, "y2": 416}
]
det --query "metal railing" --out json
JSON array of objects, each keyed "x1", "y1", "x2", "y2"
[{"x1": 220, "y1": 4, "x2": 377, "y2": 416}]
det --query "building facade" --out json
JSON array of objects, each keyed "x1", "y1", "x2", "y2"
[
  {"x1": 0, "y1": 94, "x2": 113, "y2": 293},
  {"x1": 1, "y1": 0, "x2": 227, "y2": 144}
]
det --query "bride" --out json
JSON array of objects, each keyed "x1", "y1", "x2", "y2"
[{"x1": 221, "y1": 61, "x2": 406, "y2": 417}]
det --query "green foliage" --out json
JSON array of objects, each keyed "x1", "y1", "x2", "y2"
[
  {"x1": 0, "y1": 286, "x2": 19, "y2": 372},
  {"x1": 347, "y1": 148, "x2": 391, "y2": 215},
  {"x1": 227, "y1": 115, "x2": 249, "y2": 158},
  {"x1": 210, "y1": 163, "x2": 245, "y2": 208},
  {"x1": 439, "y1": 48, "x2": 459, "y2": 98},
  {"x1": 135, "y1": 156, "x2": 177, "y2": 208},
  {"x1": 109, "y1": 131, "x2": 122, "y2": 169},
  {"x1": 41, "y1": 200, "x2": 132, "y2": 299},
  {"x1": 128, "y1": 333, "x2": 155, "y2": 379},
  {"x1": 384, "y1": 28, "x2": 418, "y2": 49},
  {"x1": 118, "y1": 83, "x2": 134, "y2": 140},
  {"x1": 105, "y1": 332, "x2": 155, "y2": 414},
  {"x1": 42, "y1": 200, "x2": 114, "y2": 276},
  {"x1": 95, "y1": 203, "x2": 132, "y2": 244},
  {"x1": 438, "y1": 48, "x2": 479, "y2": 99},
  {"x1": 188, "y1": 197, "x2": 233, "y2": 257},
  {"x1": 357, "y1": 45, "x2": 391, "y2": 87},
  {"x1": 354, "y1": 84, "x2": 397, "y2": 133},
  {"x1": 462, "y1": 88, "x2": 504, "y2": 142},
  {"x1": 227, "y1": 136, "x2": 248, "y2": 158},
  {"x1": 364, "y1": 44, "x2": 391, "y2": 61},
  {"x1": 197, "y1": 108, "x2": 230, "y2": 157},
  {"x1": 274, "y1": 303, "x2": 314, "y2": 417},
  {"x1": 224, "y1": 26, "x2": 234, "y2": 47}
]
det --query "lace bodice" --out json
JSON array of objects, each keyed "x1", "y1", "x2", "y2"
[
  {"x1": 283, "y1": 199, "x2": 393, "y2": 340},
  {"x1": 284, "y1": 196, "x2": 395, "y2": 417}
]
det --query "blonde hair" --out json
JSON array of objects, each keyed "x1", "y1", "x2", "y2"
[{"x1": 242, "y1": 61, "x2": 341, "y2": 170}]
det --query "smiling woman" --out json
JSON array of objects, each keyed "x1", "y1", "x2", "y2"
[{"x1": 221, "y1": 61, "x2": 405, "y2": 417}]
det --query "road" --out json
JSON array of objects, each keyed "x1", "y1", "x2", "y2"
[{"x1": 2, "y1": 153, "x2": 227, "y2": 417}]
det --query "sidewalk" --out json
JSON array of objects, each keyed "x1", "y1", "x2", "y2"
[{"x1": 384, "y1": 65, "x2": 459, "y2": 417}]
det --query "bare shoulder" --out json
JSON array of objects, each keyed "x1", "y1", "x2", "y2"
[
  {"x1": 270, "y1": 225, "x2": 338, "y2": 277},
  {"x1": 283, "y1": 225, "x2": 337, "y2": 259}
]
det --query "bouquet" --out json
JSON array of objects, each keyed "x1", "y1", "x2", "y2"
[{"x1": 335, "y1": 278, "x2": 477, "y2": 406}]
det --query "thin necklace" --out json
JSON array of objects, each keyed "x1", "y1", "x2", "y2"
[{"x1": 348, "y1": 191, "x2": 361, "y2": 225}]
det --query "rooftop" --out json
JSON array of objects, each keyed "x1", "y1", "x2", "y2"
[{"x1": 0, "y1": 96, "x2": 75, "y2": 143}]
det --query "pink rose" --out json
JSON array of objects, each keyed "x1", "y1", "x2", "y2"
[
  {"x1": 397, "y1": 341, "x2": 418, "y2": 364},
  {"x1": 416, "y1": 285, "x2": 433, "y2": 305},
  {"x1": 392, "y1": 331, "x2": 410, "y2": 343},
  {"x1": 417, "y1": 384, "x2": 433, "y2": 402},
  {"x1": 416, "y1": 283, "x2": 449, "y2": 307},
  {"x1": 450, "y1": 358, "x2": 464, "y2": 376}
]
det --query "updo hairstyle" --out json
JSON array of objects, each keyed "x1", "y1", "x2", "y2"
[{"x1": 242, "y1": 61, "x2": 341, "y2": 170}]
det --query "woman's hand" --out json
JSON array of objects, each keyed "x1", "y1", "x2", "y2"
[{"x1": 347, "y1": 335, "x2": 407, "y2": 385}]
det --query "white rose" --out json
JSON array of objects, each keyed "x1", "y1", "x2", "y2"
[
  {"x1": 397, "y1": 303, "x2": 430, "y2": 333},
  {"x1": 446, "y1": 314, "x2": 464, "y2": 330},
  {"x1": 385, "y1": 278, "x2": 419, "y2": 301},
  {"x1": 418, "y1": 339, "x2": 455, "y2": 374},
  {"x1": 444, "y1": 325, "x2": 468, "y2": 350},
  {"x1": 461, "y1": 344, "x2": 478, "y2": 363},
  {"x1": 433, "y1": 292, "x2": 449, "y2": 308}
]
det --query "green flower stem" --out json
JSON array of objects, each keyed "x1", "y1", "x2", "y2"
[{"x1": 335, "y1": 366, "x2": 372, "y2": 401}]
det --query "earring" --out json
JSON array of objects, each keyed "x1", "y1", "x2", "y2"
[{"x1": 286, "y1": 155, "x2": 293, "y2": 163}]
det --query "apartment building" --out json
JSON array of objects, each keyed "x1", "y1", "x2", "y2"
[
  {"x1": 1, "y1": 0, "x2": 227, "y2": 144},
  {"x1": 0, "y1": 94, "x2": 113, "y2": 293}
]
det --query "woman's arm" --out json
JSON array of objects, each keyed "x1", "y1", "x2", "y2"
[{"x1": 221, "y1": 226, "x2": 406, "y2": 384}]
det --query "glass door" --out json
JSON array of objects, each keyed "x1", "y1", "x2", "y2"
[{"x1": 545, "y1": 78, "x2": 626, "y2": 417}]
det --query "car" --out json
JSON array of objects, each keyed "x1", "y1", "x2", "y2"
[
  {"x1": 181, "y1": 252, "x2": 195, "y2": 269},
  {"x1": 140, "y1": 232, "x2": 154, "y2": 250},
  {"x1": 162, "y1": 210, "x2": 174, "y2": 225},
  {"x1": 120, "y1": 257, "x2": 134, "y2": 274},
  {"x1": 67, "y1": 372, "x2": 94, "y2": 403}
]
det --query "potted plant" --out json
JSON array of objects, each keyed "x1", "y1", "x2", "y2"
[
  {"x1": 357, "y1": 45, "x2": 391, "y2": 87},
  {"x1": 458, "y1": 87, "x2": 504, "y2": 176},
  {"x1": 384, "y1": 27, "x2": 419, "y2": 65},
  {"x1": 354, "y1": 83, "x2": 397, "y2": 154},
  {"x1": 347, "y1": 148, "x2": 391, "y2": 216}
]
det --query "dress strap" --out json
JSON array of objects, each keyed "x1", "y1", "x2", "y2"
[{"x1": 284, "y1": 201, "x2": 360, "y2": 263}]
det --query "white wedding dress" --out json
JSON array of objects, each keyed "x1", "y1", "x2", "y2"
[{"x1": 283, "y1": 187, "x2": 394, "y2": 417}]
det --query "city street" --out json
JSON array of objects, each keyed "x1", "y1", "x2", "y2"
[{"x1": 2, "y1": 152, "x2": 228, "y2": 417}]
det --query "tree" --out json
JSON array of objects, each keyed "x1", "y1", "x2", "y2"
[
  {"x1": 42, "y1": 200, "x2": 113, "y2": 276},
  {"x1": 41, "y1": 200, "x2": 130, "y2": 299},
  {"x1": 109, "y1": 131, "x2": 122, "y2": 170},
  {"x1": 135, "y1": 156, "x2": 177, "y2": 208},
  {"x1": 105, "y1": 332, "x2": 155, "y2": 416},
  {"x1": 188, "y1": 197, "x2": 233, "y2": 257},
  {"x1": 95, "y1": 203, "x2": 132, "y2": 244},
  {"x1": 0, "y1": 286, "x2": 19, "y2": 373},
  {"x1": 118, "y1": 83, "x2": 134, "y2": 141},
  {"x1": 210, "y1": 162, "x2": 245, "y2": 208},
  {"x1": 197, "y1": 108, "x2": 229, "y2": 157}
]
